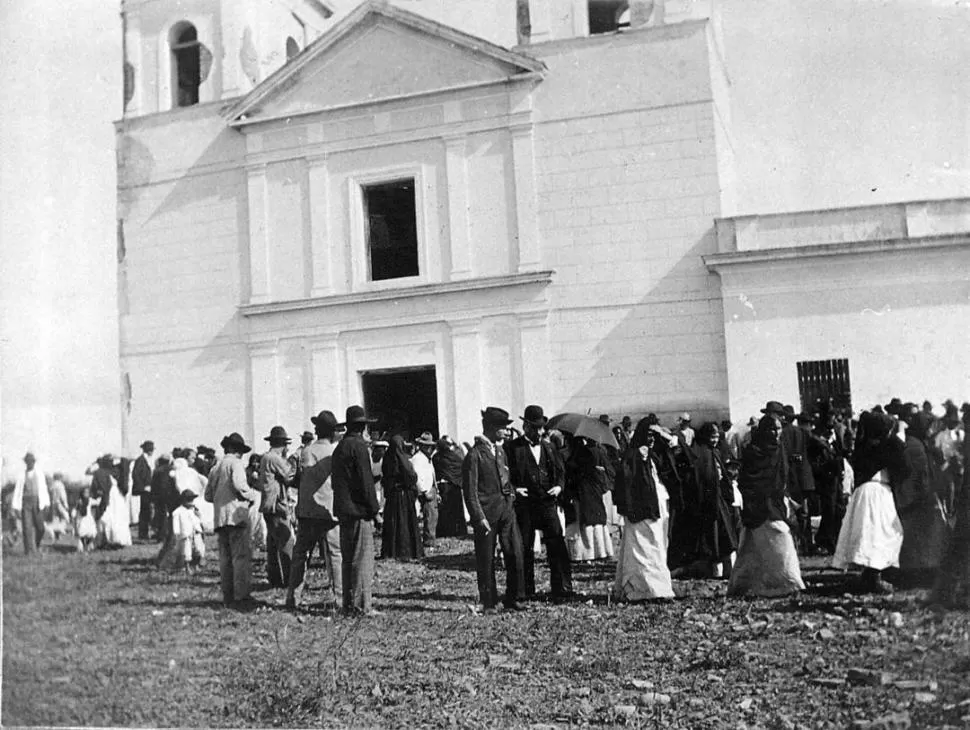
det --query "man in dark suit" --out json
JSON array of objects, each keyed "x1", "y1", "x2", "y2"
[
  {"x1": 462, "y1": 407, "x2": 525, "y2": 613},
  {"x1": 332, "y1": 405, "x2": 382, "y2": 617},
  {"x1": 507, "y1": 405, "x2": 574, "y2": 602},
  {"x1": 132, "y1": 440, "x2": 155, "y2": 539}
]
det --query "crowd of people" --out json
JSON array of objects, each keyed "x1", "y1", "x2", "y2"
[{"x1": 5, "y1": 396, "x2": 969, "y2": 615}]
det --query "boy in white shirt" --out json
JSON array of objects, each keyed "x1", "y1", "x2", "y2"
[{"x1": 171, "y1": 489, "x2": 205, "y2": 573}]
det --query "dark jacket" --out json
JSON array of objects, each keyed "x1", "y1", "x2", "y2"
[
  {"x1": 462, "y1": 436, "x2": 513, "y2": 524},
  {"x1": 132, "y1": 454, "x2": 153, "y2": 496},
  {"x1": 896, "y1": 436, "x2": 930, "y2": 514},
  {"x1": 738, "y1": 441, "x2": 791, "y2": 529},
  {"x1": 613, "y1": 447, "x2": 662, "y2": 524},
  {"x1": 90, "y1": 467, "x2": 115, "y2": 518},
  {"x1": 781, "y1": 423, "x2": 815, "y2": 499},
  {"x1": 506, "y1": 435, "x2": 564, "y2": 502},
  {"x1": 332, "y1": 433, "x2": 380, "y2": 522}
]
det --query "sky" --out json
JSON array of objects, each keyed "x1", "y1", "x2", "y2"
[{"x1": 1, "y1": 0, "x2": 967, "y2": 481}]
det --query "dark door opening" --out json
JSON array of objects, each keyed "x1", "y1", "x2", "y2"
[{"x1": 361, "y1": 366, "x2": 439, "y2": 442}]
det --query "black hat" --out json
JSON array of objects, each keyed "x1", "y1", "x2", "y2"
[
  {"x1": 481, "y1": 406, "x2": 513, "y2": 426},
  {"x1": 885, "y1": 398, "x2": 904, "y2": 417},
  {"x1": 783, "y1": 404, "x2": 796, "y2": 418},
  {"x1": 301, "y1": 431, "x2": 314, "y2": 444},
  {"x1": 179, "y1": 489, "x2": 198, "y2": 505},
  {"x1": 340, "y1": 405, "x2": 377, "y2": 426},
  {"x1": 311, "y1": 410, "x2": 339, "y2": 430},
  {"x1": 415, "y1": 431, "x2": 436, "y2": 446},
  {"x1": 522, "y1": 405, "x2": 549, "y2": 427},
  {"x1": 598, "y1": 414, "x2": 611, "y2": 425},
  {"x1": 621, "y1": 416, "x2": 632, "y2": 425},
  {"x1": 198, "y1": 445, "x2": 215, "y2": 457},
  {"x1": 97, "y1": 453, "x2": 114, "y2": 467},
  {"x1": 220, "y1": 432, "x2": 252, "y2": 454},
  {"x1": 264, "y1": 425, "x2": 291, "y2": 444},
  {"x1": 761, "y1": 401, "x2": 786, "y2": 417},
  {"x1": 140, "y1": 440, "x2": 155, "y2": 452}
]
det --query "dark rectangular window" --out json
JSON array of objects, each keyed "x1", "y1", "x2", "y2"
[
  {"x1": 588, "y1": 1, "x2": 630, "y2": 34},
  {"x1": 363, "y1": 179, "x2": 419, "y2": 282},
  {"x1": 797, "y1": 358, "x2": 852, "y2": 415}
]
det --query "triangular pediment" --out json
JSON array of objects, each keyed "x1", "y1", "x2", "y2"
[{"x1": 225, "y1": 1, "x2": 544, "y2": 124}]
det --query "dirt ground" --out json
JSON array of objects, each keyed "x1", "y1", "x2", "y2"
[{"x1": 4, "y1": 533, "x2": 970, "y2": 729}]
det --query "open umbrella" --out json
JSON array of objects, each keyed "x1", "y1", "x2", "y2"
[{"x1": 546, "y1": 413, "x2": 620, "y2": 450}]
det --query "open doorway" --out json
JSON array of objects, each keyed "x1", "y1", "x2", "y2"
[{"x1": 361, "y1": 366, "x2": 439, "y2": 442}]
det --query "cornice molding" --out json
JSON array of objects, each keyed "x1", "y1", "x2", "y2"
[
  {"x1": 240, "y1": 270, "x2": 555, "y2": 317},
  {"x1": 704, "y1": 234, "x2": 970, "y2": 272}
]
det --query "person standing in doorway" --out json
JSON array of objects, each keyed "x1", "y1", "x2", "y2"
[
  {"x1": 12, "y1": 452, "x2": 49, "y2": 555},
  {"x1": 413, "y1": 432, "x2": 439, "y2": 551},
  {"x1": 462, "y1": 407, "x2": 525, "y2": 612},
  {"x1": 132, "y1": 440, "x2": 155, "y2": 540},
  {"x1": 332, "y1": 405, "x2": 382, "y2": 617},
  {"x1": 507, "y1": 405, "x2": 574, "y2": 602},
  {"x1": 258, "y1": 426, "x2": 296, "y2": 589}
]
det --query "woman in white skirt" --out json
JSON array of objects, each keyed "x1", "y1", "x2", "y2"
[
  {"x1": 728, "y1": 414, "x2": 805, "y2": 598},
  {"x1": 565, "y1": 438, "x2": 615, "y2": 562},
  {"x1": 611, "y1": 421, "x2": 675, "y2": 602},
  {"x1": 833, "y1": 410, "x2": 906, "y2": 594}
]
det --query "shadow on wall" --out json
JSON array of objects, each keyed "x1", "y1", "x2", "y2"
[
  {"x1": 119, "y1": 123, "x2": 253, "y2": 441},
  {"x1": 552, "y1": 225, "x2": 731, "y2": 426}
]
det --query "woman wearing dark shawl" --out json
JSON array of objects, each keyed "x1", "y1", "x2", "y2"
[
  {"x1": 564, "y1": 437, "x2": 615, "y2": 562},
  {"x1": 931, "y1": 406, "x2": 970, "y2": 608},
  {"x1": 691, "y1": 422, "x2": 740, "y2": 577},
  {"x1": 432, "y1": 436, "x2": 467, "y2": 537},
  {"x1": 895, "y1": 408, "x2": 949, "y2": 581},
  {"x1": 727, "y1": 414, "x2": 805, "y2": 597},
  {"x1": 832, "y1": 410, "x2": 906, "y2": 593},
  {"x1": 611, "y1": 420, "x2": 675, "y2": 601},
  {"x1": 379, "y1": 435, "x2": 423, "y2": 560}
]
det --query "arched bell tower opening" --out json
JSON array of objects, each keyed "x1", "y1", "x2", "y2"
[{"x1": 170, "y1": 21, "x2": 201, "y2": 108}]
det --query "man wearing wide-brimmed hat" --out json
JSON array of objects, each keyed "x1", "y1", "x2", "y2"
[
  {"x1": 258, "y1": 426, "x2": 297, "y2": 589},
  {"x1": 413, "y1": 431, "x2": 439, "y2": 550},
  {"x1": 462, "y1": 406, "x2": 526, "y2": 612},
  {"x1": 287, "y1": 410, "x2": 343, "y2": 610},
  {"x1": 205, "y1": 432, "x2": 260, "y2": 605},
  {"x1": 507, "y1": 405, "x2": 574, "y2": 602},
  {"x1": 132, "y1": 440, "x2": 155, "y2": 539},
  {"x1": 332, "y1": 405, "x2": 382, "y2": 616}
]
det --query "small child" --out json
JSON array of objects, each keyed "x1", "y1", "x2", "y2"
[
  {"x1": 74, "y1": 486, "x2": 98, "y2": 552},
  {"x1": 171, "y1": 489, "x2": 205, "y2": 574}
]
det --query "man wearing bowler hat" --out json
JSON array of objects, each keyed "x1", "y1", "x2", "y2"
[
  {"x1": 132, "y1": 440, "x2": 156, "y2": 539},
  {"x1": 462, "y1": 407, "x2": 526, "y2": 612},
  {"x1": 286, "y1": 410, "x2": 343, "y2": 610},
  {"x1": 507, "y1": 405, "x2": 574, "y2": 602},
  {"x1": 258, "y1": 426, "x2": 297, "y2": 588},
  {"x1": 205, "y1": 432, "x2": 260, "y2": 605},
  {"x1": 332, "y1": 405, "x2": 382, "y2": 616}
]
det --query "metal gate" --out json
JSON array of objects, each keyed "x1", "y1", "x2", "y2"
[{"x1": 796, "y1": 358, "x2": 852, "y2": 415}]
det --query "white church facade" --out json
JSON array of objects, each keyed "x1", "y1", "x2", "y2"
[{"x1": 116, "y1": 0, "x2": 970, "y2": 451}]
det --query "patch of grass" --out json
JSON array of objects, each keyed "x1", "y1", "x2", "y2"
[{"x1": 3, "y1": 538, "x2": 970, "y2": 728}]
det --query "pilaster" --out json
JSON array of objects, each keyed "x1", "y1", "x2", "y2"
[
  {"x1": 518, "y1": 311, "x2": 552, "y2": 412},
  {"x1": 443, "y1": 136, "x2": 472, "y2": 278},
  {"x1": 247, "y1": 163, "x2": 271, "y2": 304},
  {"x1": 249, "y1": 343, "x2": 280, "y2": 444},
  {"x1": 511, "y1": 124, "x2": 541, "y2": 272},
  {"x1": 307, "y1": 153, "x2": 334, "y2": 297},
  {"x1": 449, "y1": 319, "x2": 484, "y2": 442},
  {"x1": 310, "y1": 340, "x2": 343, "y2": 414}
]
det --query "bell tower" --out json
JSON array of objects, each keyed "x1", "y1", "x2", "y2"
[{"x1": 121, "y1": 0, "x2": 336, "y2": 118}]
